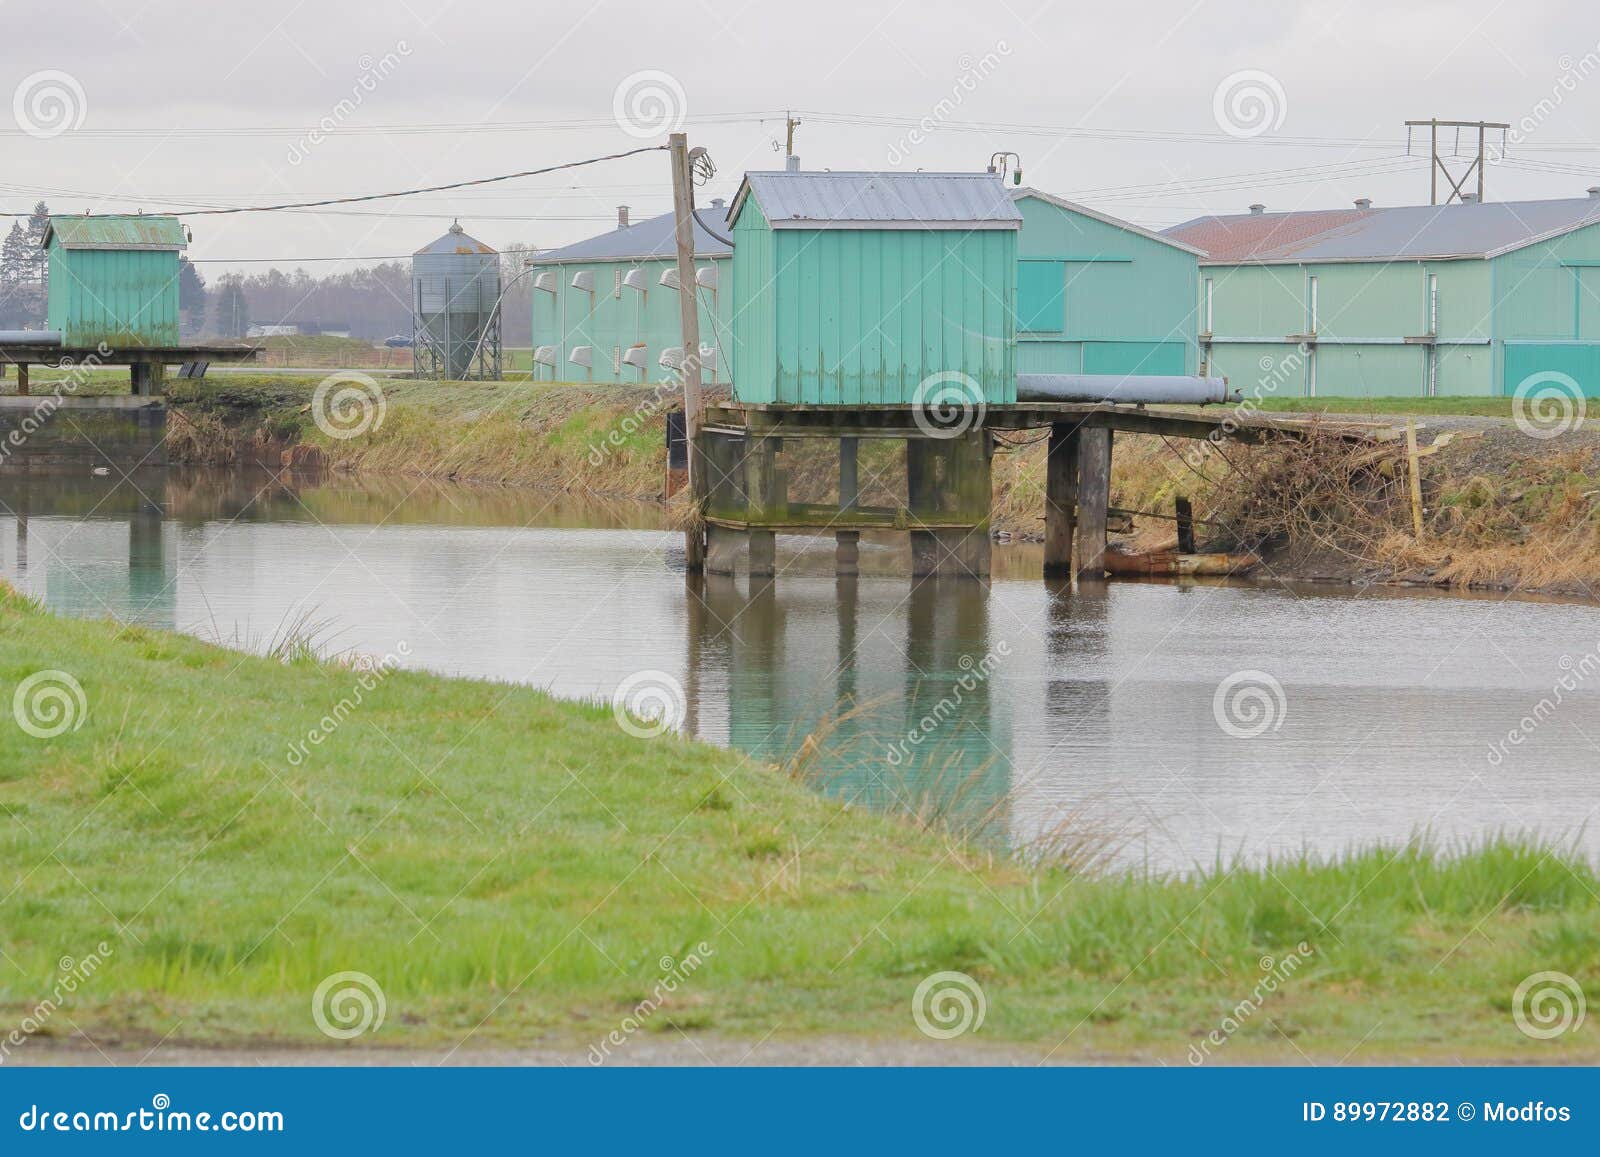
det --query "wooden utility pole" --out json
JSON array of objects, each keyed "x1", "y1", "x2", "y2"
[
  {"x1": 785, "y1": 112, "x2": 801, "y2": 158},
  {"x1": 669, "y1": 132, "x2": 706, "y2": 571},
  {"x1": 1405, "y1": 119, "x2": 1509, "y2": 204}
]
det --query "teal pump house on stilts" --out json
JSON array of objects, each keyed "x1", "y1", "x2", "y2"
[
  {"x1": 726, "y1": 171, "x2": 1022, "y2": 405},
  {"x1": 42, "y1": 215, "x2": 186, "y2": 348}
]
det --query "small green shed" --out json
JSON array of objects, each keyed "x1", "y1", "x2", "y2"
[
  {"x1": 727, "y1": 171, "x2": 1021, "y2": 405},
  {"x1": 43, "y1": 214, "x2": 186, "y2": 347}
]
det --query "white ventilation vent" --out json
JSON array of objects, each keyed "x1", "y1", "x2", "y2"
[
  {"x1": 622, "y1": 268, "x2": 648, "y2": 293},
  {"x1": 622, "y1": 344, "x2": 649, "y2": 372},
  {"x1": 698, "y1": 344, "x2": 718, "y2": 372},
  {"x1": 656, "y1": 345, "x2": 718, "y2": 373},
  {"x1": 659, "y1": 268, "x2": 681, "y2": 290},
  {"x1": 695, "y1": 264, "x2": 719, "y2": 290},
  {"x1": 568, "y1": 345, "x2": 592, "y2": 368},
  {"x1": 534, "y1": 271, "x2": 558, "y2": 294},
  {"x1": 658, "y1": 346, "x2": 684, "y2": 369},
  {"x1": 570, "y1": 270, "x2": 594, "y2": 294},
  {"x1": 533, "y1": 345, "x2": 557, "y2": 367}
]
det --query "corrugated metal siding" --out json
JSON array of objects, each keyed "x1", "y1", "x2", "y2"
[
  {"x1": 1428, "y1": 261, "x2": 1491, "y2": 341},
  {"x1": 1311, "y1": 263, "x2": 1425, "y2": 340},
  {"x1": 1493, "y1": 220, "x2": 1600, "y2": 342},
  {"x1": 1208, "y1": 264, "x2": 1307, "y2": 338},
  {"x1": 1504, "y1": 342, "x2": 1600, "y2": 396},
  {"x1": 1208, "y1": 343, "x2": 1308, "y2": 397},
  {"x1": 1081, "y1": 341, "x2": 1188, "y2": 376},
  {"x1": 1017, "y1": 340, "x2": 1081, "y2": 374},
  {"x1": 1437, "y1": 345, "x2": 1494, "y2": 395},
  {"x1": 46, "y1": 247, "x2": 179, "y2": 346},
  {"x1": 766, "y1": 227, "x2": 1015, "y2": 404},
  {"x1": 528, "y1": 256, "x2": 729, "y2": 383},
  {"x1": 730, "y1": 201, "x2": 777, "y2": 402},
  {"x1": 1316, "y1": 345, "x2": 1425, "y2": 397}
]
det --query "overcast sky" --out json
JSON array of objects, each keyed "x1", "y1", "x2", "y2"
[{"x1": 6, "y1": 0, "x2": 1598, "y2": 274}]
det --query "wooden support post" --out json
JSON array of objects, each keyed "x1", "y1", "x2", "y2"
[
  {"x1": 1405, "y1": 418, "x2": 1425, "y2": 539},
  {"x1": 835, "y1": 530, "x2": 860, "y2": 577},
  {"x1": 669, "y1": 132, "x2": 706, "y2": 572},
  {"x1": 1077, "y1": 427, "x2": 1112, "y2": 578},
  {"x1": 16, "y1": 363, "x2": 29, "y2": 397},
  {"x1": 839, "y1": 436, "x2": 859, "y2": 510},
  {"x1": 704, "y1": 524, "x2": 741, "y2": 575},
  {"x1": 748, "y1": 530, "x2": 776, "y2": 577},
  {"x1": 130, "y1": 361, "x2": 165, "y2": 396},
  {"x1": 1175, "y1": 496, "x2": 1196, "y2": 554},
  {"x1": 1044, "y1": 423, "x2": 1080, "y2": 577}
]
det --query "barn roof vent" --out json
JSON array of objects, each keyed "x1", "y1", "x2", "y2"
[
  {"x1": 618, "y1": 206, "x2": 630, "y2": 228},
  {"x1": 1460, "y1": 192, "x2": 1480, "y2": 203},
  {"x1": 1354, "y1": 197, "x2": 1372, "y2": 209},
  {"x1": 1248, "y1": 203, "x2": 1265, "y2": 215},
  {"x1": 1588, "y1": 186, "x2": 1600, "y2": 199}
]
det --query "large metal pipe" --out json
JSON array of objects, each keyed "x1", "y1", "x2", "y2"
[
  {"x1": 1018, "y1": 373, "x2": 1236, "y2": 405},
  {"x1": 0, "y1": 331, "x2": 62, "y2": 345}
]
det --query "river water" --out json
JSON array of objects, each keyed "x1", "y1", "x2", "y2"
[{"x1": 4, "y1": 467, "x2": 1598, "y2": 872}]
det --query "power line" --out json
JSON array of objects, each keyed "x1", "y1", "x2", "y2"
[{"x1": 172, "y1": 145, "x2": 669, "y2": 215}]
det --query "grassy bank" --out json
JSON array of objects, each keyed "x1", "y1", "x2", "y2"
[
  {"x1": 162, "y1": 376, "x2": 1600, "y2": 594},
  {"x1": 1, "y1": 587, "x2": 1596, "y2": 1061},
  {"x1": 166, "y1": 375, "x2": 673, "y2": 500}
]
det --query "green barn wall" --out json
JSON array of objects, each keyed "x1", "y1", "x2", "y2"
[
  {"x1": 528, "y1": 256, "x2": 730, "y2": 384},
  {"x1": 1492, "y1": 220, "x2": 1600, "y2": 395},
  {"x1": 1207, "y1": 264, "x2": 1307, "y2": 338},
  {"x1": 46, "y1": 247, "x2": 180, "y2": 347},
  {"x1": 1013, "y1": 195, "x2": 1198, "y2": 375}
]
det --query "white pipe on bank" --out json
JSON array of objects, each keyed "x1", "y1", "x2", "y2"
[{"x1": 1017, "y1": 373, "x2": 1236, "y2": 405}]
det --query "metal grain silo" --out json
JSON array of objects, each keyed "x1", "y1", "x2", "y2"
[{"x1": 412, "y1": 221, "x2": 502, "y2": 380}]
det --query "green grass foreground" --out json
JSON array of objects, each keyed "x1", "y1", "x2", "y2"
[{"x1": 2, "y1": 590, "x2": 1597, "y2": 1062}]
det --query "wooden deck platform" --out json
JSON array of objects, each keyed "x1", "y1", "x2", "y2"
[{"x1": 0, "y1": 343, "x2": 260, "y2": 396}]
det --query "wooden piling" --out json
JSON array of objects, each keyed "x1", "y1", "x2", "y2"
[
  {"x1": 16, "y1": 364, "x2": 28, "y2": 397},
  {"x1": 1175, "y1": 496, "x2": 1196, "y2": 554},
  {"x1": 835, "y1": 530, "x2": 860, "y2": 577},
  {"x1": 1044, "y1": 423, "x2": 1080, "y2": 577},
  {"x1": 704, "y1": 524, "x2": 741, "y2": 576},
  {"x1": 1077, "y1": 428, "x2": 1112, "y2": 578}
]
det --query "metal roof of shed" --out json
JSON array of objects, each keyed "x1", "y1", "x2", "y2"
[
  {"x1": 1164, "y1": 196, "x2": 1600, "y2": 264},
  {"x1": 41, "y1": 214, "x2": 186, "y2": 251},
  {"x1": 415, "y1": 220, "x2": 497, "y2": 256},
  {"x1": 730, "y1": 171, "x2": 1022, "y2": 230},
  {"x1": 1011, "y1": 187, "x2": 1206, "y2": 256},
  {"x1": 535, "y1": 206, "x2": 732, "y2": 264}
]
